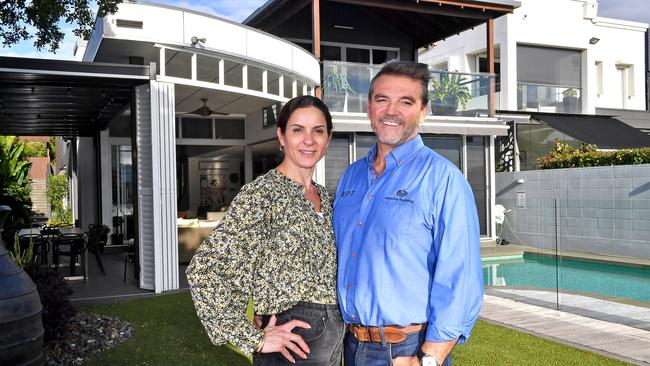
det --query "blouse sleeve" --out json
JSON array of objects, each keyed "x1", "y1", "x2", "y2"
[{"x1": 185, "y1": 184, "x2": 267, "y2": 356}]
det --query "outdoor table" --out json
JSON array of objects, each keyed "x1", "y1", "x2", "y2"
[{"x1": 17, "y1": 227, "x2": 85, "y2": 280}]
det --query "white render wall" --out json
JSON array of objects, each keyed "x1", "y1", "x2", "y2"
[
  {"x1": 419, "y1": 0, "x2": 648, "y2": 113},
  {"x1": 84, "y1": 2, "x2": 320, "y2": 85}
]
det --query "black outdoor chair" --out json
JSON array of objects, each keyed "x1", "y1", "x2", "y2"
[
  {"x1": 86, "y1": 224, "x2": 109, "y2": 275},
  {"x1": 123, "y1": 245, "x2": 136, "y2": 283},
  {"x1": 18, "y1": 233, "x2": 49, "y2": 267},
  {"x1": 53, "y1": 233, "x2": 86, "y2": 280}
]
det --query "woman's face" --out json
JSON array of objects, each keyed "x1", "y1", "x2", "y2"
[{"x1": 277, "y1": 106, "x2": 331, "y2": 170}]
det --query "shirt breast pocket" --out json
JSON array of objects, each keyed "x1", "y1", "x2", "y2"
[{"x1": 379, "y1": 199, "x2": 417, "y2": 250}]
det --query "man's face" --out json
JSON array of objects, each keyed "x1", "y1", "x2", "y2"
[{"x1": 367, "y1": 74, "x2": 427, "y2": 150}]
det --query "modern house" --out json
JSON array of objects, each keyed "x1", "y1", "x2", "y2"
[
  {"x1": 419, "y1": 0, "x2": 650, "y2": 170},
  {"x1": 0, "y1": 0, "x2": 518, "y2": 293}
]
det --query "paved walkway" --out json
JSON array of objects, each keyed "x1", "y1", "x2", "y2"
[{"x1": 481, "y1": 295, "x2": 650, "y2": 365}]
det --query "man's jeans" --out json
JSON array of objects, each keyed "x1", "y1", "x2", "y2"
[
  {"x1": 344, "y1": 329, "x2": 452, "y2": 366},
  {"x1": 253, "y1": 302, "x2": 345, "y2": 366}
]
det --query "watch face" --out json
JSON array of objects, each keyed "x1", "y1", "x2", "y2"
[{"x1": 421, "y1": 355, "x2": 439, "y2": 366}]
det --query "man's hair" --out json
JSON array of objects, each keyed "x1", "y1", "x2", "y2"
[{"x1": 368, "y1": 61, "x2": 431, "y2": 106}]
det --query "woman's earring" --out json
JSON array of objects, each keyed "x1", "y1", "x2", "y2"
[{"x1": 279, "y1": 145, "x2": 284, "y2": 152}]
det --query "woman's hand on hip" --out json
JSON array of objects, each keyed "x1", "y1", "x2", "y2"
[{"x1": 261, "y1": 314, "x2": 311, "y2": 363}]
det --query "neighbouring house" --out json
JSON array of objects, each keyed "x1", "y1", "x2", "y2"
[
  {"x1": 419, "y1": 0, "x2": 650, "y2": 171},
  {"x1": 0, "y1": 0, "x2": 518, "y2": 293}
]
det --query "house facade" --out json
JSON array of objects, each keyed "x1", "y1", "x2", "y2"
[
  {"x1": 1, "y1": 0, "x2": 518, "y2": 293},
  {"x1": 419, "y1": 0, "x2": 650, "y2": 170}
]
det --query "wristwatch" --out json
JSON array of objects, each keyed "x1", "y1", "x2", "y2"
[{"x1": 417, "y1": 349, "x2": 439, "y2": 366}]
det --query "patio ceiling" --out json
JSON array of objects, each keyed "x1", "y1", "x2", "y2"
[
  {"x1": 245, "y1": 0, "x2": 519, "y2": 49},
  {"x1": 0, "y1": 57, "x2": 150, "y2": 137}
]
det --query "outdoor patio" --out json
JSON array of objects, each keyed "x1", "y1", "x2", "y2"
[{"x1": 67, "y1": 248, "x2": 189, "y2": 307}]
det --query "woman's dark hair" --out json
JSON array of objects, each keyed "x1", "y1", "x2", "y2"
[{"x1": 276, "y1": 95, "x2": 333, "y2": 135}]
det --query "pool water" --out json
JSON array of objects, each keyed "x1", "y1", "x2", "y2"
[{"x1": 482, "y1": 254, "x2": 650, "y2": 303}]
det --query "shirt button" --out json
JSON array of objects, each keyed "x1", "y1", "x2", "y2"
[
  {"x1": 356, "y1": 222, "x2": 363, "y2": 227},
  {"x1": 348, "y1": 284, "x2": 353, "y2": 289},
  {"x1": 351, "y1": 315, "x2": 355, "y2": 320},
  {"x1": 367, "y1": 194, "x2": 373, "y2": 200},
  {"x1": 398, "y1": 160, "x2": 404, "y2": 165},
  {"x1": 351, "y1": 252, "x2": 357, "y2": 257}
]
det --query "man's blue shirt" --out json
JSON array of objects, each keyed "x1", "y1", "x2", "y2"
[{"x1": 333, "y1": 135, "x2": 483, "y2": 344}]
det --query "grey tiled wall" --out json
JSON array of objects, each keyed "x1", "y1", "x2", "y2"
[{"x1": 495, "y1": 165, "x2": 650, "y2": 259}]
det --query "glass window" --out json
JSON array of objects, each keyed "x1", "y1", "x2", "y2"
[
  {"x1": 355, "y1": 133, "x2": 376, "y2": 161},
  {"x1": 466, "y1": 136, "x2": 487, "y2": 236},
  {"x1": 422, "y1": 136, "x2": 461, "y2": 168},
  {"x1": 346, "y1": 48, "x2": 370, "y2": 64},
  {"x1": 517, "y1": 45, "x2": 581, "y2": 87},
  {"x1": 263, "y1": 103, "x2": 281, "y2": 128},
  {"x1": 214, "y1": 118, "x2": 245, "y2": 139},
  {"x1": 516, "y1": 123, "x2": 580, "y2": 170},
  {"x1": 372, "y1": 49, "x2": 398, "y2": 65},
  {"x1": 182, "y1": 118, "x2": 213, "y2": 139},
  {"x1": 322, "y1": 45, "x2": 342, "y2": 61},
  {"x1": 325, "y1": 133, "x2": 351, "y2": 194}
]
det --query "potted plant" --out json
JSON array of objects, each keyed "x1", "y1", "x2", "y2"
[
  {"x1": 562, "y1": 87, "x2": 579, "y2": 113},
  {"x1": 322, "y1": 64, "x2": 356, "y2": 112},
  {"x1": 430, "y1": 73, "x2": 471, "y2": 115}
]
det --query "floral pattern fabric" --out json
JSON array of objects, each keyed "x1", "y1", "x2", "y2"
[{"x1": 186, "y1": 169, "x2": 338, "y2": 356}]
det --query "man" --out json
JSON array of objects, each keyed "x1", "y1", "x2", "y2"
[{"x1": 333, "y1": 61, "x2": 483, "y2": 366}]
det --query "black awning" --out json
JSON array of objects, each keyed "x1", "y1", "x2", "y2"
[
  {"x1": 0, "y1": 56, "x2": 150, "y2": 137},
  {"x1": 530, "y1": 113, "x2": 650, "y2": 149}
]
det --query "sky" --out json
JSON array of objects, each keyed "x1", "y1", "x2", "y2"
[{"x1": 0, "y1": 0, "x2": 649, "y2": 61}]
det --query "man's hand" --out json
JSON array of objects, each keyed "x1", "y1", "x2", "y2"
[
  {"x1": 392, "y1": 339, "x2": 458, "y2": 366},
  {"x1": 260, "y1": 314, "x2": 312, "y2": 363}
]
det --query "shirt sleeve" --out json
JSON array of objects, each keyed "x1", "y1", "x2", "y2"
[
  {"x1": 185, "y1": 185, "x2": 266, "y2": 356},
  {"x1": 426, "y1": 168, "x2": 484, "y2": 344}
]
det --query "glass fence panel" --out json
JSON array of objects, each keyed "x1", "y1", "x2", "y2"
[
  {"x1": 322, "y1": 61, "x2": 495, "y2": 117},
  {"x1": 493, "y1": 168, "x2": 650, "y2": 331},
  {"x1": 517, "y1": 83, "x2": 582, "y2": 113}
]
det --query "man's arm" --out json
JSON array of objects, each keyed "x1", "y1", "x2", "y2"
[{"x1": 424, "y1": 168, "x2": 484, "y2": 355}]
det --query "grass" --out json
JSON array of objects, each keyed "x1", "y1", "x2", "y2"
[{"x1": 83, "y1": 292, "x2": 630, "y2": 365}]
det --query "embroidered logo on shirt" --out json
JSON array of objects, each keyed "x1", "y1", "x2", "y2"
[
  {"x1": 385, "y1": 189, "x2": 414, "y2": 204},
  {"x1": 340, "y1": 190, "x2": 355, "y2": 198}
]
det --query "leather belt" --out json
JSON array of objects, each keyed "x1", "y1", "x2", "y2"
[{"x1": 348, "y1": 323, "x2": 427, "y2": 343}]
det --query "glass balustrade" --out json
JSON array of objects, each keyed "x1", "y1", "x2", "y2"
[
  {"x1": 322, "y1": 60, "x2": 496, "y2": 117},
  {"x1": 517, "y1": 83, "x2": 582, "y2": 113}
]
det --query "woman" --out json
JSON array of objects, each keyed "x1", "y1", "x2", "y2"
[{"x1": 186, "y1": 95, "x2": 344, "y2": 365}]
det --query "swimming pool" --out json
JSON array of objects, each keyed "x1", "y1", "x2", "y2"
[{"x1": 482, "y1": 253, "x2": 650, "y2": 304}]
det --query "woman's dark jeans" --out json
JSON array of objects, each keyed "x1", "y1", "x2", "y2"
[{"x1": 253, "y1": 302, "x2": 345, "y2": 366}]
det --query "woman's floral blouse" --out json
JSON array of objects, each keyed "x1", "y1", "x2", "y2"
[{"x1": 186, "y1": 168, "x2": 338, "y2": 356}]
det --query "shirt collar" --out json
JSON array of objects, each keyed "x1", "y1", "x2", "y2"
[{"x1": 366, "y1": 134, "x2": 424, "y2": 166}]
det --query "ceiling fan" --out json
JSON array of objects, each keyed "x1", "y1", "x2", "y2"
[{"x1": 187, "y1": 97, "x2": 228, "y2": 116}]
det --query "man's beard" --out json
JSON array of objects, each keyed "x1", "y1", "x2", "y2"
[{"x1": 374, "y1": 115, "x2": 417, "y2": 146}]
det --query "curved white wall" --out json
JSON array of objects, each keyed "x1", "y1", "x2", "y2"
[{"x1": 88, "y1": 2, "x2": 320, "y2": 85}]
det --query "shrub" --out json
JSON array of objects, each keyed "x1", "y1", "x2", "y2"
[
  {"x1": 23, "y1": 141, "x2": 48, "y2": 158},
  {"x1": 8, "y1": 233, "x2": 36, "y2": 269},
  {"x1": 0, "y1": 136, "x2": 33, "y2": 243},
  {"x1": 25, "y1": 265, "x2": 77, "y2": 342},
  {"x1": 537, "y1": 140, "x2": 650, "y2": 169},
  {"x1": 48, "y1": 173, "x2": 71, "y2": 225}
]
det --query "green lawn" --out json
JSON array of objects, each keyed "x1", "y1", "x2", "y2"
[{"x1": 83, "y1": 292, "x2": 630, "y2": 365}]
